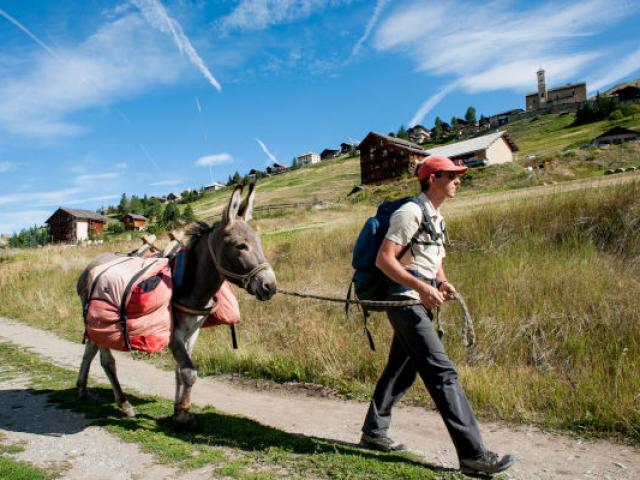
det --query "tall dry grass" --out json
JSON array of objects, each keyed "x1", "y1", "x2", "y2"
[{"x1": 1, "y1": 182, "x2": 638, "y2": 441}]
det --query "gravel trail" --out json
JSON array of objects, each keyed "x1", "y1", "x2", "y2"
[{"x1": 0, "y1": 316, "x2": 638, "y2": 480}]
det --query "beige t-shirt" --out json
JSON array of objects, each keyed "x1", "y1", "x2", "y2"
[{"x1": 384, "y1": 193, "x2": 446, "y2": 299}]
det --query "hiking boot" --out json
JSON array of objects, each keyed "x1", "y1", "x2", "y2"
[
  {"x1": 359, "y1": 432, "x2": 407, "y2": 452},
  {"x1": 460, "y1": 451, "x2": 516, "y2": 475}
]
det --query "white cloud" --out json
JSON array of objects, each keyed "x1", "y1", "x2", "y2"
[
  {"x1": 150, "y1": 179, "x2": 182, "y2": 186},
  {"x1": 131, "y1": 0, "x2": 222, "y2": 92},
  {"x1": 0, "y1": 161, "x2": 12, "y2": 173},
  {"x1": 589, "y1": 46, "x2": 640, "y2": 93},
  {"x1": 351, "y1": 0, "x2": 392, "y2": 57},
  {"x1": 218, "y1": 0, "x2": 352, "y2": 32},
  {"x1": 195, "y1": 153, "x2": 233, "y2": 166},
  {"x1": 72, "y1": 172, "x2": 119, "y2": 185},
  {"x1": 115, "y1": 162, "x2": 129, "y2": 169},
  {"x1": 0, "y1": 13, "x2": 184, "y2": 138},
  {"x1": 373, "y1": 0, "x2": 633, "y2": 126},
  {"x1": 255, "y1": 138, "x2": 277, "y2": 164},
  {"x1": 0, "y1": 209, "x2": 51, "y2": 234},
  {"x1": 0, "y1": 188, "x2": 82, "y2": 207}
]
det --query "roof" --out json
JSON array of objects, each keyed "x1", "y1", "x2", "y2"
[
  {"x1": 595, "y1": 126, "x2": 640, "y2": 139},
  {"x1": 526, "y1": 82, "x2": 586, "y2": 97},
  {"x1": 425, "y1": 131, "x2": 519, "y2": 158},
  {"x1": 489, "y1": 108, "x2": 524, "y2": 117},
  {"x1": 46, "y1": 207, "x2": 109, "y2": 223},
  {"x1": 124, "y1": 213, "x2": 148, "y2": 221},
  {"x1": 360, "y1": 132, "x2": 426, "y2": 155},
  {"x1": 603, "y1": 78, "x2": 640, "y2": 96}
]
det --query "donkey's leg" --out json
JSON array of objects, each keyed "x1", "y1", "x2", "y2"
[
  {"x1": 77, "y1": 340, "x2": 99, "y2": 401},
  {"x1": 170, "y1": 323, "x2": 201, "y2": 425},
  {"x1": 98, "y1": 346, "x2": 136, "y2": 418}
]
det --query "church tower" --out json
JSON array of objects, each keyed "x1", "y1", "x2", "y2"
[{"x1": 537, "y1": 68, "x2": 547, "y2": 106}]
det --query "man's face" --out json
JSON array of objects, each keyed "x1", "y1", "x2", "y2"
[{"x1": 430, "y1": 171, "x2": 462, "y2": 198}]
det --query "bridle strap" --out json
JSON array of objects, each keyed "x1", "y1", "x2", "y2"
[{"x1": 206, "y1": 232, "x2": 269, "y2": 289}]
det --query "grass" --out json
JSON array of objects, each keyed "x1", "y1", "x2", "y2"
[
  {"x1": 0, "y1": 432, "x2": 57, "y2": 479},
  {"x1": 0, "y1": 341, "x2": 465, "y2": 479},
  {"x1": 2, "y1": 180, "x2": 638, "y2": 444}
]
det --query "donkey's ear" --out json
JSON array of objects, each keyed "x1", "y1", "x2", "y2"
[
  {"x1": 224, "y1": 185, "x2": 244, "y2": 224},
  {"x1": 238, "y1": 181, "x2": 256, "y2": 222}
]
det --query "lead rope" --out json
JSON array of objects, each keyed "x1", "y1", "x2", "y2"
[{"x1": 276, "y1": 288, "x2": 475, "y2": 347}]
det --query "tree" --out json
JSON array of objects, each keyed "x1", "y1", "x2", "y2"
[
  {"x1": 433, "y1": 116, "x2": 444, "y2": 142},
  {"x1": 397, "y1": 125, "x2": 409, "y2": 140},
  {"x1": 465, "y1": 106, "x2": 477, "y2": 125},
  {"x1": 129, "y1": 195, "x2": 143, "y2": 215},
  {"x1": 117, "y1": 193, "x2": 129, "y2": 216},
  {"x1": 182, "y1": 204, "x2": 195, "y2": 223},
  {"x1": 232, "y1": 171, "x2": 242, "y2": 184},
  {"x1": 479, "y1": 114, "x2": 488, "y2": 126},
  {"x1": 144, "y1": 201, "x2": 162, "y2": 221},
  {"x1": 162, "y1": 203, "x2": 180, "y2": 229},
  {"x1": 291, "y1": 157, "x2": 300, "y2": 170}
]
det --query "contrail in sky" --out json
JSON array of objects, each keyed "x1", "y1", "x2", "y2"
[
  {"x1": 255, "y1": 138, "x2": 277, "y2": 164},
  {"x1": 195, "y1": 97, "x2": 202, "y2": 112},
  {"x1": 409, "y1": 81, "x2": 460, "y2": 127},
  {"x1": 0, "y1": 7, "x2": 59, "y2": 59},
  {"x1": 131, "y1": 0, "x2": 222, "y2": 93},
  {"x1": 351, "y1": 0, "x2": 392, "y2": 58}
]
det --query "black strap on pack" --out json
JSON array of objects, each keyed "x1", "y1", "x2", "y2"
[
  {"x1": 230, "y1": 325, "x2": 238, "y2": 349},
  {"x1": 118, "y1": 262, "x2": 157, "y2": 352},
  {"x1": 82, "y1": 257, "x2": 134, "y2": 344}
]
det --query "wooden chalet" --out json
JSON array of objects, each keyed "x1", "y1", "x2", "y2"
[
  {"x1": 123, "y1": 213, "x2": 148, "y2": 231},
  {"x1": 46, "y1": 208, "x2": 109, "y2": 243},
  {"x1": 593, "y1": 126, "x2": 640, "y2": 146},
  {"x1": 425, "y1": 131, "x2": 519, "y2": 167},
  {"x1": 266, "y1": 162, "x2": 288, "y2": 175},
  {"x1": 203, "y1": 182, "x2": 226, "y2": 193},
  {"x1": 320, "y1": 148, "x2": 341, "y2": 160},
  {"x1": 166, "y1": 192, "x2": 182, "y2": 203},
  {"x1": 359, "y1": 132, "x2": 426, "y2": 185},
  {"x1": 340, "y1": 142, "x2": 356, "y2": 154},
  {"x1": 407, "y1": 125, "x2": 431, "y2": 144}
]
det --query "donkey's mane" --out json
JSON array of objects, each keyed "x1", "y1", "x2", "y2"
[{"x1": 185, "y1": 220, "x2": 221, "y2": 252}]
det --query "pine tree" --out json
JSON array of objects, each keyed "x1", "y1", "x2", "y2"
[
  {"x1": 182, "y1": 204, "x2": 195, "y2": 223},
  {"x1": 465, "y1": 106, "x2": 477, "y2": 125}
]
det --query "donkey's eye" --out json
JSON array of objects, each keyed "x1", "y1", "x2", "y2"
[{"x1": 236, "y1": 243, "x2": 249, "y2": 251}]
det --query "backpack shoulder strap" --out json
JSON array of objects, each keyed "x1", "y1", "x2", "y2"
[{"x1": 397, "y1": 198, "x2": 433, "y2": 257}]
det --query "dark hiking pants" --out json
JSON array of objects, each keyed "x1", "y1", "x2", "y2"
[{"x1": 362, "y1": 302, "x2": 485, "y2": 460}]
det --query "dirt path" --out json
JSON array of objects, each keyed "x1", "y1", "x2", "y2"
[{"x1": 0, "y1": 316, "x2": 638, "y2": 480}]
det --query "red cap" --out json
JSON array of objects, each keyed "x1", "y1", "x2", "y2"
[{"x1": 417, "y1": 155, "x2": 468, "y2": 181}]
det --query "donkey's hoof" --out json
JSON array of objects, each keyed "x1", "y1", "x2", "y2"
[
  {"x1": 172, "y1": 410, "x2": 195, "y2": 428},
  {"x1": 77, "y1": 389, "x2": 90, "y2": 402},
  {"x1": 119, "y1": 401, "x2": 136, "y2": 418}
]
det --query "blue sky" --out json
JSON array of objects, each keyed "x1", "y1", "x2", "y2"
[{"x1": 1, "y1": 0, "x2": 639, "y2": 233}]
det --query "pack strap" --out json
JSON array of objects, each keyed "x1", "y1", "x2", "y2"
[{"x1": 118, "y1": 262, "x2": 158, "y2": 352}]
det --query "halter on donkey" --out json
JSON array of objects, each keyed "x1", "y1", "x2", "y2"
[{"x1": 76, "y1": 183, "x2": 277, "y2": 425}]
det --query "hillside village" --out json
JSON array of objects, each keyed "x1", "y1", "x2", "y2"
[{"x1": 4, "y1": 71, "x2": 640, "y2": 247}]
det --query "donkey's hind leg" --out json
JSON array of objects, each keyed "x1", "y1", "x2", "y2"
[
  {"x1": 77, "y1": 340, "x2": 99, "y2": 401},
  {"x1": 98, "y1": 346, "x2": 136, "y2": 418}
]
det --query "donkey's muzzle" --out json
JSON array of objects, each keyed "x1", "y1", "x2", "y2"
[{"x1": 252, "y1": 268, "x2": 276, "y2": 301}]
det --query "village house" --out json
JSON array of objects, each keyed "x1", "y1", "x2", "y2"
[
  {"x1": 203, "y1": 182, "x2": 226, "y2": 193},
  {"x1": 266, "y1": 162, "x2": 288, "y2": 175},
  {"x1": 424, "y1": 131, "x2": 519, "y2": 167},
  {"x1": 340, "y1": 142, "x2": 357, "y2": 155},
  {"x1": 407, "y1": 125, "x2": 431, "y2": 144},
  {"x1": 297, "y1": 152, "x2": 321, "y2": 166},
  {"x1": 122, "y1": 213, "x2": 148, "y2": 231},
  {"x1": 592, "y1": 126, "x2": 640, "y2": 146},
  {"x1": 359, "y1": 132, "x2": 426, "y2": 185},
  {"x1": 320, "y1": 148, "x2": 341, "y2": 160},
  {"x1": 488, "y1": 108, "x2": 524, "y2": 128},
  {"x1": 604, "y1": 79, "x2": 640, "y2": 102},
  {"x1": 526, "y1": 68, "x2": 586, "y2": 112},
  {"x1": 166, "y1": 192, "x2": 182, "y2": 203},
  {"x1": 46, "y1": 207, "x2": 109, "y2": 243}
]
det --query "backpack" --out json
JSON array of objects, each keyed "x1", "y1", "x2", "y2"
[{"x1": 348, "y1": 197, "x2": 446, "y2": 349}]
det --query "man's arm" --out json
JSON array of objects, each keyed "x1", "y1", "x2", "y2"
[
  {"x1": 436, "y1": 264, "x2": 456, "y2": 301},
  {"x1": 375, "y1": 239, "x2": 444, "y2": 309}
]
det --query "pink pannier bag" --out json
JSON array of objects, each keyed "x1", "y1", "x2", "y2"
[
  {"x1": 84, "y1": 256, "x2": 173, "y2": 352},
  {"x1": 203, "y1": 280, "x2": 241, "y2": 328}
]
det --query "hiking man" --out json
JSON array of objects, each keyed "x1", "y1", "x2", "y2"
[{"x1": 359, "y1": 155, "x2": 515, "y2": 475}]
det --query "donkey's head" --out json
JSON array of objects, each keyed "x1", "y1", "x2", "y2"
[{"x1": 209, "y1": 183, "x2": 276, "y2": 301}]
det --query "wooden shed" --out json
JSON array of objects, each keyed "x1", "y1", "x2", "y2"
[
  {"x1": 359, "y1": 132, "x2": 426, "y2": 185},
  {"x1": 123, "y1": 213, "x2": 148, "y2": 231},
  {"x1": 46, "y1": 208, "x2": 109, "y2": 243},
  {"x1": 593, "y1": 126, "x2": 640, "y2": 146}
]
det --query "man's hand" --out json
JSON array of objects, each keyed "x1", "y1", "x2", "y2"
[
  {"x1": 417, "y1": 283, "x2": 444, "y2": 309},
  {"x1": 439, "y1": 281, "x2": 457, "y2": 301}
]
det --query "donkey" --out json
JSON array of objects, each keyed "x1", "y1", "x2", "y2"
[{"x1": 76, "y1": 184, "x2": 276, "y2": 425}]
